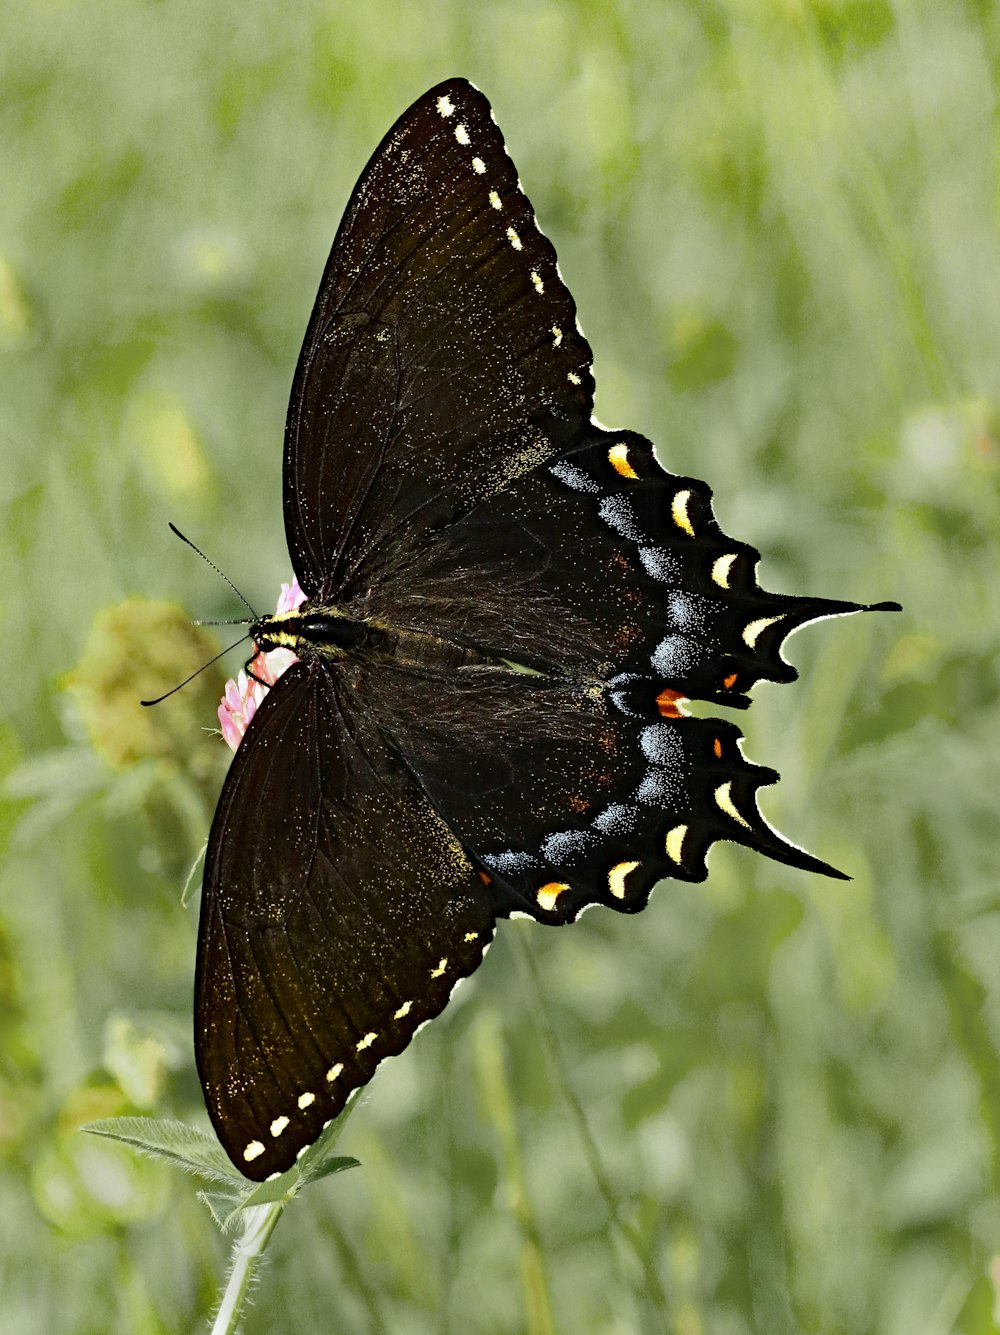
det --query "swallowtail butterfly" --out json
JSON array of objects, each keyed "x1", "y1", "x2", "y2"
[{"x1": 196, "y1": 78, "x2": 898, "y2": 1179}]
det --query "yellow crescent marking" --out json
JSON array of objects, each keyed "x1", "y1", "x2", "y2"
[
  {"x1": 270, "y1": 1116, "x2": 289, "y2": 1137},
  {"x1": 454, "y1": 123, "x2": 470, "y2": 146},
  {"x1": 711, "y1": 554, "x2": 738, "y2": 588},
  {"x1": 742, "y1": 616, "x2": 783, "y2": 649},
  {"x1": 551, "y1": 325, "x2": 563, "y2": 346},
  {"x1": 531, "y1": 270, "x2": 544, "y2": 293},
  {"x1": 326, "y1": 1063, "x2": 344, "y2": 1083},
  {"x1": 715, "y1": 781, "x2": 751, "y2": 828},
  {"x1": 298, "y1": 1091, "x2": 316, "y2": 1110},
  {"x1": 536, "y1": 881, "x2": 570, "y2": 912},
  {"x1": 464, "y1": 931, "x2": 479, "y2": 942},
  {"x1": 471, "y1": 156, "x2": 486, "y2": 174},
  {"x1": 671, "y1": 490, "x2": 695, "y2": 537},
  {"x1": 665, "y1": 825, "x2": 688, "y2": 863},
  {"x1": 356, "y1": 1031, "x2": 378, "y2": 1052},
  {"x1": 394, "y1": 1000, "x2": 412, "y2": 1020},
  {"x1": 506, "y1": 227, "x2": 522, "y2": 250},
  {"x1": 608, "y1": 444, "x2": 639, "y2": 479},
  {"x1": 243, "y1": 1140, "x2": 265, "y2": 1162},
  {"x1": 608, "y1": 860, "x2": 640, "y2": 899},
  {"x1": 489, "y1": 190, "x2": 502, "y2": 209},
  {"x1": 436, "y1": 95, "x2": 455, "y2": 117},
  {"x1": 431, "y1": 958, "x2": 448, "y2": 978}
]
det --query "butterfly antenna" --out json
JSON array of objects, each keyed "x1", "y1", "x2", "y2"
[
  {"x1": 168, "y1": 523, "x2": 259, "y2": 619},
  {"x1": 141, "y1": 632, "x2": 251, "y2": 707},
  {"x1": 193, "y1": 617, "x2": 255, "y2": 627}
]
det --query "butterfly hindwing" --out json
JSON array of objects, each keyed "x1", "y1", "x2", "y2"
[
  {"x1": 364, "y1": 430, "x2": 868, "y2": 705},
  {"x1": 197, "y1": 661, "x2": 494, "y2": 1179},
  {"x1": 362, "y1": 663, "x2": 844, "y2": 930},
  {"x1": 284, "y1": 78, "x2": 594, "y2": 600}
]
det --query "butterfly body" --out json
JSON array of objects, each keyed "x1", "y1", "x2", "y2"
[{"x1": 196, "y1": 78, "x2": 897, "y2": 1180}]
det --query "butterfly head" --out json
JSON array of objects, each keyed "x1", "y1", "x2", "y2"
[{"x1": 250, "y1": 606, "x2": 372, "y2": 661}]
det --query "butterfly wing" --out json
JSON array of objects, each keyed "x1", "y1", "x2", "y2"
[
  {"x1": 361, "y1": 662, "x2": 845, "y2": 932},
  {"x1": 196, "y1": 661, "x2": 494, "y2": 1180},
  {"x1": 366, "y1": 430, "x2": 879, "y2": 708},
  {"x1": 283, "y1": 77, "x2": 594, "y2": 599}
]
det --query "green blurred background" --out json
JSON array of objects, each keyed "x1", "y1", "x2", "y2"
[{"x1": 2, "y1": 1, "x2": 998, "y2": 1331}]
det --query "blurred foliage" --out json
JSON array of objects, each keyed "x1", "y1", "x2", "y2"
[{"x1": 1, "y1": 0, "x2": 999, "y2": 1332}]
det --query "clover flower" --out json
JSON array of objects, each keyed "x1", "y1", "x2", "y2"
[{"x1": 218, "y1": 579, "x2": 306, "y2": 751}]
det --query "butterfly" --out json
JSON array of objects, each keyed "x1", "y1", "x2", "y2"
[{"x1": 196, "y1": 77, "x2": 898, "y2": 1179}]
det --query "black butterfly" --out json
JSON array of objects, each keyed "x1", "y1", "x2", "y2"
[{"x1": 196, "y1": 77, "x2": 898, "y2": 1179}]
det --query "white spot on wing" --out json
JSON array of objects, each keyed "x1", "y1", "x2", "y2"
[
  {"x1": 436, "y1": 94, "x2": 455, "y2": 118},
  {"x1": 634, "y1": 766, "x2": 682, "y2": 807},
  {"x1": 430, "y1": 958, "x2": 448, "y2": 978},
  {"x1": 326, "y1": 1062, "x2": 343, "y2": 1082},
  {"x1": 551, "y1": 325, "x2": 562, "y2": 346},
  {"x1": 651, "y1": 634, "x2": 700, "y2": 675},
  {"x1": 483, "y1": 849, "x2": 539, "y2": 874},
  {"x1": 506, "y1": 227, "x2": 522, "y2": 250},
  {"x1": 667, "y1": 592, "x2": 706, "y2": 630},
  {"x1": 394, "y1": 1000, "x2": 412, "y2": 1019},
  {"x1": 549, "y1": 460, "x2": 599, "y2": 494},
  {"x1": 594, "y1": 803, "x2": 638, "y2": 835},
  {"x1": 298, "y1": 1092, "x2": 315, "y2": 1110},
  {"x1": 639, "y1": 723, "x2": 685, "y2": 766},
  {"x1": 567, "y1": 371, "x2": 582, "y2": 385},
  {"x1": 270, "y1": 1116, "x2": 289, "y2": 1138},
  {"x1": 489, "y1": 189, "x2": 502, "y2": 209},
  {"x1": 471, "y1": 156, "x2": 486, "y2": 174},
  {"x1": 531, "y1": 270, "x2": 544, "y2": 293},
  {"x1": 638, "y1": 547, "x2": 680, "y2": 581},
  {"x1": 243, "y1": 1140, "x2": 265, "y2": 1162},
  {"x1": 541, "y1": 828, "x2": 596, "y2": 863},
  {"x1": 598, "y1": 495, "x2": 645, "y2": 542},
  {"x1": 454, "y1": 123, "x2": 470, "y2": 146},
  {"x1": 356, "y1": 1032, "x2": 378, "y2": 1051}
]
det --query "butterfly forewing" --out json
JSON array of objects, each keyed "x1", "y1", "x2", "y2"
[
  {"x1": 198, "y1": 662, "x2": 494, "y2": 1179},
  {"x1": 284, "y1": 78, "x2": 594, "y2": 600}
]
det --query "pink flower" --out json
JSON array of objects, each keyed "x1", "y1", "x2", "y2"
[{"x1": 218, "y1": 578, "x2": 307, "y2": 751}]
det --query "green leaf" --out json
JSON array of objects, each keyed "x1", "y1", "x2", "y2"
[
  {"x1": 302, "y1": 1154, "x2": 360, "y2": 1185},
  {"x1": 197, "y1": 1189, "x2": 245, "y2": 1231},
  {"x1": 82, "y1": 1117, "x2": 247, "y2": 1186}
]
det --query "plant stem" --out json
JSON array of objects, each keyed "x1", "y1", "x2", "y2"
[
  {"x1": 211, "y1": 1201, "x2": 285, "y2": 1335},
  {"x1": 512, "y1": 931, "x2": 674, "y2": 1333}
]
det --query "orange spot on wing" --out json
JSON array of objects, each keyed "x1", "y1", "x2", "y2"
[
  {"x1": 568, "y1": 793, "x2": 590, "y2": 813},
  {"x1": 723, "y1": 672, "x2": 738, "y2": 690},
  {"x1": 656, "y1": 687, "x2": 684, "y2": 717},
  {"x1": 713, "y1": 737, "x2": 723, "y2": 759},
  {"x1": 477, "y1": 871, "x2": 492, "y2": 885}
]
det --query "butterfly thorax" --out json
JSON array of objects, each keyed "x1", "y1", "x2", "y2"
[{"x1": 252, "y1": 605, "x2": 498, "y2": 671}]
